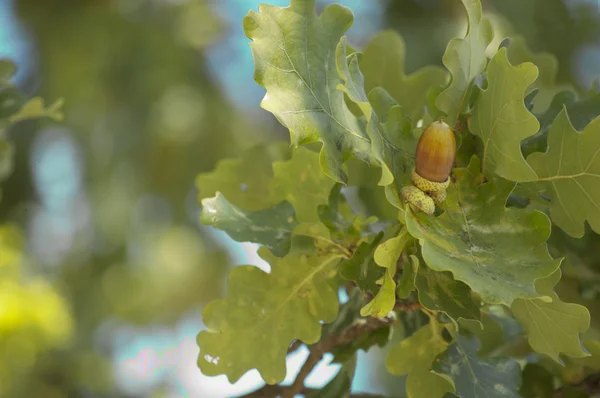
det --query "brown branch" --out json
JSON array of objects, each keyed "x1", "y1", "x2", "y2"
[
  {"x1": 239, "y1": 386, "x2": 383, "y2": 398},
  {"x1": 240, "y1": 317, "x2": 395, "y2": 398}
]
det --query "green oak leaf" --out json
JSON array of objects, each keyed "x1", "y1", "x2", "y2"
[
  {"x1": 360, "y1": 228, "x2": 412, "y2": 317},
  {"x1": 386, "y1": 322, "x2": 452, "y2": 398},
  {"x1": 244, "y1": 0, "x2": 370, "y2": 184},
  {"x1": 519, "y1": 363, "x2": 555, "y2": 398},
  {"x1": 197, "y1": 246, "x2": 342, "y2": 384},
  {"x1": 200, "y1": 193, "x2": 297, "y2": 257},
  {"x1": 397, "y1": 254, "x2": 418, "y2": 299},
  {"x1": 524, "y1": 110, "x2": 600, "y2": 238},
  {"x1": 360, "y1": 30, "x2": 448, "y2": 121},
  {"x1": 469, "y1": 47, "x2": 539, "y2": 181},
  {"x1": 8, "y1": 97, "x2": 64, "y2": 123},
  {"x1": 406, "y1": 156, "x2": 560, "y2": 306},
  {"x1": 359, "y1": 269, "x2": 396, "y2": 318},
  {"x1": 339, "y1": 232, "x2": 384, "y2": 294},
  {"x1": 435, "y1": 0, "x2": 493, "y2": 125},
  {"x1": 504, "y1": 36, "x2": 566, "y2": 113},
  {"x1": 432, "y1": 335, "x2": 522, "y2": 398},
  {"x1": 337, "y1": 43, "x2": 415, "y2": 189},
  {"x1": 416, "y1": 264, "x2": 480, "y2": 321},
  {"x1": 270, "y1": 147, "x2": 335, "y2": 223},
  {"x1": 512, "y1": 269, "x2": 590, "y2": 362},
  {"x1": 522, "y1": 89, "x2": 600, "y2": 158},
  {"x1": 196, "y1": 144, "x2": 289, "y2": 211}
]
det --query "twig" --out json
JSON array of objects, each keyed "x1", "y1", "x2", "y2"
[{"x1": 240, "y1": 317, "x2": 395, "y2": 398}]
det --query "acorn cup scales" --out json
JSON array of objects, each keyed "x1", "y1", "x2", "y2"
[{"x1": 401, "y1": 120, "x2": 456, "y2": 215}]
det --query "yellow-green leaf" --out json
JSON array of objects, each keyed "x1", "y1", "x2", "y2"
[{"x1": 512, "y1": 269, "x2": 590, "y2": 362}]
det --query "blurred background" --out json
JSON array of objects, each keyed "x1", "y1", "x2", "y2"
[{"x1": 0, "y1": 0, "x2": 599, "y2": 397}]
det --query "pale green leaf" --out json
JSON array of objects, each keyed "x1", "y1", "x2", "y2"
[
  {"x1": 374, "y1": 227, "x2": 411, "y2": 270},
  {"x1": 386, "y1": 322, "x2": 448, "y2": 376},
  {"x1": 406, "y1": 369, "x2": 453, "y2": 398},
  {"x1": 387, "y1": 322, "x2": 451, "y2": 398},
  {"x1": 197, "y1": 247, "x2": 342, "y2": 384},
  {"x1": 360, "y1": 30, "x2": 448, "y2": 121},
  {"x1": 432, "y1": 335, "x2": 522, "y2": 398},
  {"x1": 397, "y1": 254, "x2": 418, "y2": 299},
  {"x1": 469, "y1": 48, "x2": 539, "y2": 181},
  {"x1": 416, "y1": 264, "x2": 480, "y2": 321},
  {"x1": 359, "y1": 269, "x2": 396, "y2": 318},
  {"x1": 511, "y1": 269, "x2": 590, "y2": 362},
  {"x1": 359, "y1": 228, "x2": 412, "y2": 317},
  {"x1": 9, "y1": 97, "x2": 64, "y2": 123},
  {"x1": 525, "y1": 110, "x2": 600, "y2": 238},
  {"x1": 435, "y1": 0, "x2": 493, "y2": 125},
  {"x1": 270, "y1": 147, "x2": 335, "y2": 222},
  {"x1": 200, "y1": 193, "x2": 297, "y2": 257},
  {"x1": 244, "y1": 0, "x2": 370, "y2": 184},
  {"x1": 406, "y1": 156, "x2": 560, "y2": 306},
  {"x1": 196, "y1": 144, "x2": 289, "y2": 211}
]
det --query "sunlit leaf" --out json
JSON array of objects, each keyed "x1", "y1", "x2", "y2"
[
  {"x1": 270, "y1": 147, "x2": 335, "y2": 222},
  {"x1": 200, "y1": 193, "x2": 297, "y2": 257},
  {"x1": 469, "y1": 48, "x2": 539, "y2": 181},
  {"x1": 432, "y1": 335, "x2": 522, "y2": 398},
  {"x1": 360, "y1": 228, "x2": 412, "y2": 317},
  {"x1": 512, "y1": 269, "x2": 590, "y2": 362},
  {"x1": 525, "y1": 110, "x2": 600, "y2": 238},
  {"x1": 196, "y1": 144, "x2": 288, "y2": 211},
  {"x1": 360, "y1": 31, "x2": 447, "y2": 121},
  {"x1": 406, "y1": 156, "x2": 560, "y2": 306},
  {"x1": 197, "y1": 246, "x2": 342, "y2": 384},
  {"x1": 244, "y1": 0, "x2": 370, "y2": 184},
  {"x1": 435, "y1": 0, "x2": 493, "y2": 125}
]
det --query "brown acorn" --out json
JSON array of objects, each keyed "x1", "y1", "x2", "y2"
[{"x1": 414, "y1": 120, "x2": 456, "y2": 183}]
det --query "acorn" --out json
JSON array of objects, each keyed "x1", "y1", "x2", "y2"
[
  {"x1": 401, "y1": 121, "x2": 456, "y2": 215},
  {"x1": 414, "y1": 120, "x2": 456, "y2": 185}
]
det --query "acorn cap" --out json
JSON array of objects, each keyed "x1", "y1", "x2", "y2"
[
  {"x1": 415, "y1": 120, "x2": 456, "y2": 183},
  {"x1": 401, "y1": 185, "x2": 435, "y2": 215}
]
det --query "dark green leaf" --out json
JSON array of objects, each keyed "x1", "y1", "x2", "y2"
[
  {"x1": 200, "y1": 193, "x2": 297, "y2": 257},
  {"x1": 406, "y1": 156, "x2": 560, "y2": 306},
  {"x1": 416, "y1": 264, "x2": 480, "y2": 321},
  {"x1": 432, "y1": 336, "x2": 522, "y2": 398}
]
